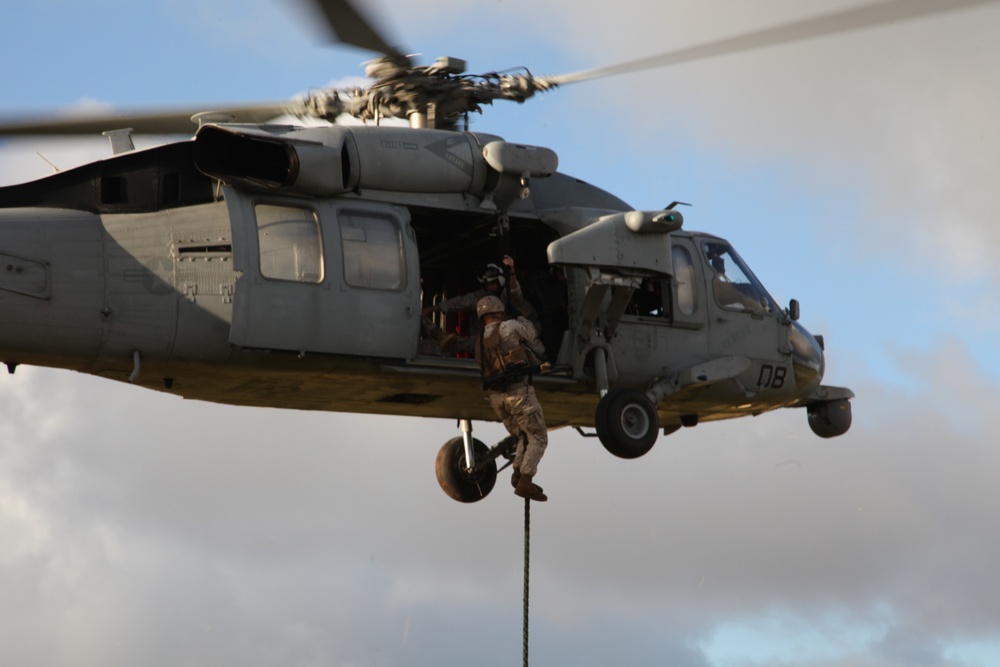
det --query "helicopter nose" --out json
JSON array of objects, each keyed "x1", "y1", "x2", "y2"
[{"x1": 789, "y1": 321, "x2": 825, "y2": 393}]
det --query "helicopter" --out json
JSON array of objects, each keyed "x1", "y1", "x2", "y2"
[{"x1": 8, "y1": 0, "x2": 978, "y2": 503}]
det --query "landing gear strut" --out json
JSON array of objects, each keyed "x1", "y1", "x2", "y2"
[
  {"x1": 435, "y1": 420, "x2": 517, "y2": 502},
  {"x1": 435, "y1": 436, "x2": 497, "y2": 502}
]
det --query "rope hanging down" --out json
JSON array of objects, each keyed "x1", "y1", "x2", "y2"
[{"x1": 522, "y1": 497, "x2": 531, "y2": 667}]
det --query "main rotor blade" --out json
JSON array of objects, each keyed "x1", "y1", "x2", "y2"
[
  {"x1": 546, "y1": 0, "x2": 999, "y2": 86},
  {"x1": 0, "y1": 103, "x2": 295, "y2": 137},
  {"x1": 310, "y1": 0, "x2": 403, "y2": 57}
]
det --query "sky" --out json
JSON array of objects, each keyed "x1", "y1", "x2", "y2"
[{"x1": 1, "y1": 0, "x2": 1000, "y2": 665}]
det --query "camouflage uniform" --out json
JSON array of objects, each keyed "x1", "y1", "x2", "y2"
[{"x1": 482, "y1": 317, "x2": 548, "y2": 476}]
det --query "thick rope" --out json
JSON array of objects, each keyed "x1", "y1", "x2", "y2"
[{"x1": 523, "y1": 497, "x2": 531, "y2": 667}]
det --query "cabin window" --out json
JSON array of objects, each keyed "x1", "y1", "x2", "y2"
[
  {"x1": 254, "y1": 204, "x2": 323, "y2": 283},
  {"x1": 672, "y1": 245, "x2": 697, "y2": 315},
  {"x1": 629, "y1": 278, "x2": 669, "y2": 318},
  {"x1": 338, "y1": 211, "x2": 406, "y2": 291}
]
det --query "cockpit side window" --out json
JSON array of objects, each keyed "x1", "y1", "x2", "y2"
[
  {"x1": 703, "y1": 242, "x2": 776, "y2": 315},
  {"x1": 672, "y1": 245, "x2": 696, "y2": 316}
]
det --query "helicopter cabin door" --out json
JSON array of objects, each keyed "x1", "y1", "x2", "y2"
[{"x1": 226, "y1": 189, "x2": 421, "y2": 358}]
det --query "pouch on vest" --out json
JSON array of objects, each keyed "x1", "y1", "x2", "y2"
[{"x1": 478, "y1": 326, "x2": 541, "y2": 389}]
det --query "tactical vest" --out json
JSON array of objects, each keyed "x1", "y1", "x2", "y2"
[{"x1": 477, "y1": 323, "x2": 540, "y2": 390}]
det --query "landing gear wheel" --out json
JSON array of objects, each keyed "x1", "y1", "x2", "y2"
[
  {"x1": 595, "y1": 389, "x2": 660, "y2": 459},
  {"x1": 435, "y1": 437, "x2": 497, "y2": 503}
]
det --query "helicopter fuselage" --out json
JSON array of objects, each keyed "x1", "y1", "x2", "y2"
[{"x1": 0, "y1": 124, "x2": 852, "y2": 442}]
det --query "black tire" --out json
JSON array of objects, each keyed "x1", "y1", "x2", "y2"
[
  {"x1": 435, "y1": 437, "x2": 497, "y2": 503},
  {"x1": 596, "y1": 389, "x2": 660, "y2": 459}
]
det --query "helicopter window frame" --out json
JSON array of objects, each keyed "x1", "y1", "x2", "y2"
[
  {"x1": 253, "y1": 203, "x2": 324, "y2": 284},
  {"x1": 703, "y1": 241, "x2": 777, "y2": 316},
  {"x1": 672, "y1": 245, "x2": 697, "y2": 316},
  {"x1": 338, "y1": 209, "x2": 407, "y2": 292},
  {"x1": 626, "y1": 277, "x2": 671, "y2": 320}
]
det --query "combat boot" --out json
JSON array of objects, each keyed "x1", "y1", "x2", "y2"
[
  {"x1": 514, "y1": 474, "x2": 547, "y2": 502},
  {"x1": 511, "y1": 469, "x2": 521, "y2": 488}
]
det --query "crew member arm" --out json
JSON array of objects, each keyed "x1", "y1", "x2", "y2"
[{"x1": 435, "y1": 290, "x2": 484, "y2": 315}]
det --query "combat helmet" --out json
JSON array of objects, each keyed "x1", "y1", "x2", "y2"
[{"x1": 476, "y1": 295, "x2": 505, "y2": 319}]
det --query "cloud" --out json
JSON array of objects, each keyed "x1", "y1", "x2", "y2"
[{"x1": 6, "y1": 339, "x2": 1000, "y2": 666}]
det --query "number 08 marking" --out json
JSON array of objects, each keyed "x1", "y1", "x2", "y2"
[{"x1": 757, "y1": 364, "x2": 787, "y2": 389}]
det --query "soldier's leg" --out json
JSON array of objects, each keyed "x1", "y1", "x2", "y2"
[
  {"x1": 509, "y1": 386, "x2": 548, "y2": 476},
  {"x1": 490, "y1": 392, "x2": 526, "y2": 469},
  {"x1": 421, "y1": 315, "x2": 457, "y2": 354},
  {"x1": 517, "y1": 412, "x2": 547, "y2": 476},
  {"x1": 453, "y1": 336, "x2": 474, "y2": 355},
  {"x1": 420, "y1": 315, "x2": 437, "y2": 338}
]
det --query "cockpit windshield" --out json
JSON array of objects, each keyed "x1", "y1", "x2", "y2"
[{"x1": 703, "y1": 241, "x2": 778, "y2": 315}]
